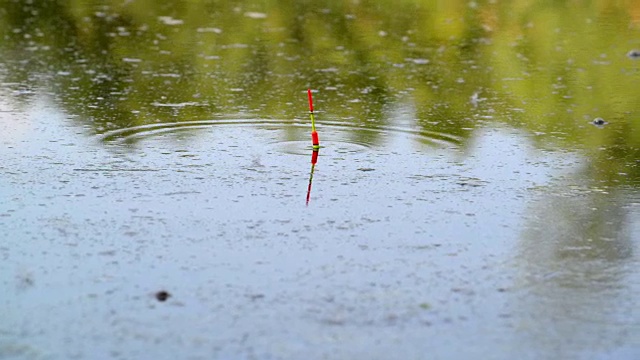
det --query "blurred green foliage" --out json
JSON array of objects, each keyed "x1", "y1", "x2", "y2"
[{"x1": 1, "y1": 0, "x2": 639, "y2": 184}]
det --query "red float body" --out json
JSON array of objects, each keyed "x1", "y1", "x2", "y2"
[{"x1": 307, "y1": 89, "x2": 314, "y2": 112}]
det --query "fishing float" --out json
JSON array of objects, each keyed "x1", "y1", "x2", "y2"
[
  {"x1": 307, "y1": 88, "x2": 320, "y2": 149},
  {"x1": 305, "y1": 88, "x2": 320, "y2": 205}
]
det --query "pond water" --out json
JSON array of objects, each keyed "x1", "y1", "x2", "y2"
[{"x1": 1, "y1": 1, "x2": 639, "y2": 359}]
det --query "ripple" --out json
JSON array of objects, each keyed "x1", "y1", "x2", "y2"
[
  {"x1": 98, "y1": 118, "x2": 462, "y2": 152},
  {"x1": 98, "y1": 119, "x2": 286, "y2": 142},
  {"x1": 273, "y1": 140, "x2": 370, "y2": 155}
]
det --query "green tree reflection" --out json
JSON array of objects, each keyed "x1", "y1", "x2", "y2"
[{"x1": 1, "y1": 0, "x2": 639, "y2": 184}]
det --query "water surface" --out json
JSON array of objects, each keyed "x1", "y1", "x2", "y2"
[{"x1": 1, "y1": 1, "x2": 639, "y2": 359}]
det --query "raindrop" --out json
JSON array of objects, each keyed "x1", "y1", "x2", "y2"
[
  {"x1": 158, "y1": 16, "x2": 183, "y2": 26},
  {"x1": 415, "y1": 58, "x2": 429, "y2": 65},
  {"x1": 197, "y1": 27, "x2": 223, "y2": 34},
  {"x1": 244, "y1": 12, "x2": 267, "y2": 19}
]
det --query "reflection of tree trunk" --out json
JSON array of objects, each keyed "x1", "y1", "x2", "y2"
[{"x1": 515, "y1": 181, "x2": 637, "y2": 357}]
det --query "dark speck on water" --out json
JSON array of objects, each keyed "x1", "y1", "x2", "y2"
[
  {"x1": 247, "y1": 293, "x2": 265, "y2": 301},
  {"x1": 155, "y1": 290, "x2": 171, "y2": 302},
  {"x1": 627, "y1": 49, "x2": 640, "y2": 59}
]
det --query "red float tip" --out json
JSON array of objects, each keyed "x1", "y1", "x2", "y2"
[
  {"x1": 311, "y1": 131, "x2": 319, "y2": 146},
  {"x1": 307, "y1": 89, "x2": 314, "y2": 113}
]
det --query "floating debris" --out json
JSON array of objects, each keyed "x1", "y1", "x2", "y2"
[
  {"x1": 155, "y1": 290, "x2": 171, "y2": 302},
  {"x1": 592, "y1": 117, "x2": 607, "y2": 126},
  {"x1": 626, "y1": 49, "x2": 640, "y2": 59}
]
